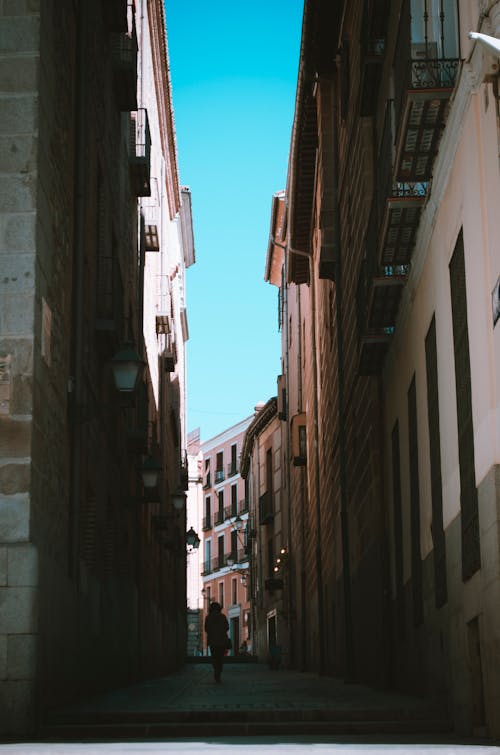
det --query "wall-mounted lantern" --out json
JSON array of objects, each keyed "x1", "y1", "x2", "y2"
[
  {"x1": 141, "y1": 455, "x2": 162, "y2": 488},
  {"x1": 172, "y1": 491, "x2": 186, "y2": 510},
  {"x1": 186, "y1": 527, "x2": 200, "y2": 550},
  {"x1": 110, "y1": 342, "x2": 144, "y2": 393}
]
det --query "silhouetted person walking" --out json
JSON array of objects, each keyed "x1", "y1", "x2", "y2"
[{"x1": 204, "y1": 602, "x2": 229, "y2": 683}]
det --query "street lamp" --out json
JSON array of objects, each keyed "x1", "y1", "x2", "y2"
[
  {"x1": 171, "y1": 491, "x2": 186, "y2": 510},
  {"x1": 109, "y1": 342, "x2": 144, "y2": 393},
  {"x1": 141, "y1": 455, "x2": 162, "y2": 488},
  {"x1": 186, "y1": 526, "x2": 200, "y2": 550}
]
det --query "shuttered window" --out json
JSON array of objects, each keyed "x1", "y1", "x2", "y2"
[
  {"x1": 408, "y1": 377, "x2": 423, "y2": 626},
  {"x1": 425, "y1": 315, "x2": 448, "y2": 607},
  {"x1": 449, "y1": 231, "x2": 480, "y2": 581}
]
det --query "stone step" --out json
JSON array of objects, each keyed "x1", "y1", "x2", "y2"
[{"x1": 40, "y1": 716, "x2": 452, "y2": 741}]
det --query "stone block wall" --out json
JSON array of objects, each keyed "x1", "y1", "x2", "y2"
[{"x1": 0, "y1": 0, "x2": 40, "y2": 734}]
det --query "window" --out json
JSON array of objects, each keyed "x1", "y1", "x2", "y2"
[
  {"x1": 231, "y1": 484, "x2": 238, "y2": 516},
  {"x1": 215, "y1": 451, "x2": 224, "y2": 482},
  {"x1": 218, "y1": 534, "x2": 224, "y2": 569},
  {"x1": 450, "y1": 231, "x2": 480, "y2": 581},
  {"x1": 204, "y1": 496, "x2": 212, "y2": 530},
  {"x1": 408, "y1": 376, "x2": 423, "y2": 626},
  {"x1": 219, "y1": 582, "x2": 224, "y2": 608},
  {"x1": 392, "y1": 422, "x2": 405, "y2": 638},
  {"x1": 425, "y1": 315, "x2": 447, "y2": 607},
  {"x1": 266, "y1": 449, "x2": 273, "y2": 494},
  {"x1": 231, "y1": 530, "x2": 238, "y2": 561},
  {"x1": 216, "y1": 490, "x2": 224, "y2": 525},
  {"x1": 232, "y1": 578, "x2": 237, "y2": 605},
  {"x1": 230, "y1": 444, "x2": 237, "y2": 475},
  {"x1": 204, "y1": 540, "x2": 211, "y2": 574}
]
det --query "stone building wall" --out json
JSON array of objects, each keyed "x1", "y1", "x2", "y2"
[{"x1": 0, "y1": 0, "x2": 43, "y2": 731}]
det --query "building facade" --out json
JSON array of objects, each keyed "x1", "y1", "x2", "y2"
[
  {"x1": 200, "y1": 417, "x2": 253, "y2": 655},
  {"x1": 265, "y1": 0, "x2": 500, "y2": 738},
  {"x1": 0, "y1": 0, "x2": 192, "y2": 734},
  {"x1": 240, "y1": 398, "x2": 287, "y2": 665},
  {"x1": 186, "y1": 428, "x2": 203, "y2": 656}
]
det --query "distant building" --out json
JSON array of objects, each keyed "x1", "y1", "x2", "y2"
[
  {"x1": 240, "y1": 397, "x2": 286, "y2": 665},
  {"x1": 186, "y1": 428, "x2": 203, "y2": 655},
  {"x1": 200, "y1": 416, "x2": 253, "y2": 654}
]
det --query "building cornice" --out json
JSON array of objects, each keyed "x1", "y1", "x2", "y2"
[
  {"x1": 240, "y1": 397, "x2": 278, "y2": 479},
  {"x1": 147, "y1": 0, "x2": 180, "y2": 218}
]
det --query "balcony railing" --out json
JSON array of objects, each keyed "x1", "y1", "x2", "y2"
[
  {"x1": 203, "y1": 473, "x2": 211, "y2": 490},
  {"x1": 224, "y1": 505, "x2": 238, "y2": 521},
  {"x1": 214, "y1": 510, "x2": 224, "y2": 526},
  {"x1": 212, "y1": 555, "x2": 225, "y2": 572},
  {"x1": 225, "y1": 549, "x2": 248, "y2": 566},
  {"x1": 202, "y1": 515, "x2": 212, "y2": 531},
  {"x1": 227, "y1": 462, "x2": 238, "y2": 477},
  {"x1": 202, "y1": 560, "x2": 212, "y2": 575},
  {"x1": 215, "y1": 469, "x2": 225, "y2": 484},
  {"x1": 129, "y1": 108, "x2": 151, "y2": 197},
  {"x1": 239, "y1": 498, "x2": 249, "y2": 514},
  {"x1": 393, "y1": 0, "x2": 459, "y2": 182},
  {"x1": 111, "y1": 17, "x2": 137, "y2": 111}
]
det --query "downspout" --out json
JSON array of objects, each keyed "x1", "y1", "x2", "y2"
[
  {"x1": 332, "y1": 68, "x2": 354, "y2": 682},
  {"x1": 69, "y1": 0, "x2": 88, "y2": 579}
]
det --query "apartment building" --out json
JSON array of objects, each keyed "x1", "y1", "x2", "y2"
[
  {"x1": 200, "y1": 416, "x2": 253, "y2": 654},
  {"x1": 266, "y1": 0, "x2": 500, "y2": 738},
  {"x1": 0, "y1": 0, "x2": 193, "y2": 734},
  {"x1": 240, "y1": 397, "x2": 287, "y2": 664}
]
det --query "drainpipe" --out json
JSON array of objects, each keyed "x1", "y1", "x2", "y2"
[{"x1": 331, "y1": 69, "x2": 354, "y2": 682}]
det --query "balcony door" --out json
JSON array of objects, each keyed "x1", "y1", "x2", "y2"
[{"x1": 410, "y1": 0, "x2": 459, "y2": 59}]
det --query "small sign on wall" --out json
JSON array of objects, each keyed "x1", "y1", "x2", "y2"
[{"x1": 493, "y1": 276, "x2": 500, "y2": 328}]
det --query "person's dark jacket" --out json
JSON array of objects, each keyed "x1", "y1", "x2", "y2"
[{"x1": 204, "y1": 607, "x2": 229, "y2": 647}]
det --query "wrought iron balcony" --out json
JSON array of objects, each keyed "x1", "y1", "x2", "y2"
[
  {"x1": 212, "y1": 555, "x2": 225, "y2": 572},
  {"x1": 103, "y1": 0, "x2": 128, "y2": 32},
  {"x1": 227, "y1": 462, "x2": 238, "y2": 477},
  {"x1": 215, "y1": 469, "x2": 225, "y2": 484},
  {"x1": 214, "y1": 510, "x2": 224, "y2": 526},
  {"x1": 358, "y1": 330, "x2": 393, "y2": 376},
  {"x1": 224, "y1": 505, "x2": 238, "y2": 521},
  {"x1": 379, "y1": 182, "x2": 427, "y2": 267},
  {"x1": 111, "y1": 18, "x2": 137, "y2": 111},
  {"x1": 393, "y1": 0, "x2": 459, "y2": 182},
  {"x1": 202, "y1": 515, "x2": 212, "y2": 532},
  {"x1": 239, "y1": 498, "x2": 249, "y2": 514},
  {"x1": 129, "y1": 108, "x2": 151, "y2": 197},
  {"x1": 202, "y1": 560, "x2": 212, "y2": 575}
]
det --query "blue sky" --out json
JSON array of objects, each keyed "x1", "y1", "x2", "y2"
[{"x1": 164, "y1": 1, "x2": 303, "y2": 442}]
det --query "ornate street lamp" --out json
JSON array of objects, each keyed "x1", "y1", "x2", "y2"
[{"x1": 186, "y1": 527, "x2": 200, "y2": 550}]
